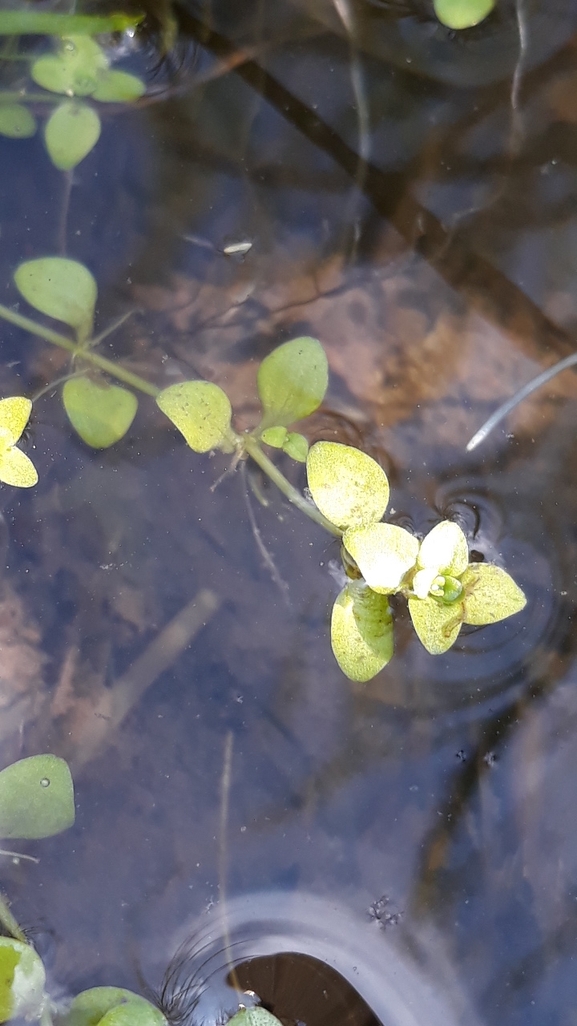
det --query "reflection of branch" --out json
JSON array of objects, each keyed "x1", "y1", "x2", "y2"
[{"x1": 178, "y1": 9, "x2": 576, "y2": 366}]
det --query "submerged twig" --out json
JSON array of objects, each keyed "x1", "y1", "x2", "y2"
[{"x1": 70, "y1": 589, "x2": 220, "y2": 771}]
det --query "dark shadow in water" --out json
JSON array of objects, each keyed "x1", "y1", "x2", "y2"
[{"x1": 229, "y1": 952, "x2": 381, "y2": 1026}]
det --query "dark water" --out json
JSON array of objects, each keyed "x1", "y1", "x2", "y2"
[{"x1": 2, "y1": 2, "x2": 577, "y2": 1025}]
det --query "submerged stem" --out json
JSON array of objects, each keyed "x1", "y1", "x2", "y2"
[
  {"x1": 0, "y1": 303, "x2": 337, "y2": 537},
  {"x1": 243, "y1": 435, "x2": 341, "y2": 537},
  {"x1": 0, "y1": 303, "x2": 159, "y2": 398},
  {"x1": 0, "y1": 891, "x2": 27, "y2": 943}
]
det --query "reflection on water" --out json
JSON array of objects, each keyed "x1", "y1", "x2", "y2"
[
  {"x1": 2, "y1": 2, "x2": 577, "y2": 1025},
  {"x1": 159, "y1": 891, "x2": 479, "y2": 1026}
]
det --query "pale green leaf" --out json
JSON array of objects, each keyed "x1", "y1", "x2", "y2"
[
  {"x1": 31, "y1": 35, "x2": 108, "y2": 96},
  {"x1": 408, "y1": 595, "x2": 464, "y2": 655},
  {"x1": 306, "y1": 441, "x2": 389, "y2": 530},
  {"x1": 64, "y1": 988, "x2": 166, "y2": 1026},
  {"x1": 331, "y1": 582, "x2": 393, "y2": 682},
  {"x1": 461, "y1": 563, "x2": 527, "y2": 625},
  {"x1": 344, "y1": 523, "x2": 419, "y2": 594},
  {"x1": 15, "y1": 257, "x2": 97, "y2": 342},
  {"x1": 0, "y1": 754, "x2": 74, "y2": 839},
  {"x1": 228, "y1": 1011, "x2": 283, "y2": 1026},
  {"x1": 282, "y1": 431, "x2": 308, "y2": 462},
  {"x1": 257, "y1": 337, "x2": 328, "y2": 428},
  {"x1": 63, "y1": 377, "x2": 138, "y2": 449},
  {"x1": 261, "y1": 426, "x2": 287, "y2": 448},
  {"x1": 0, "y1": 938, "x2": 46, "y2": 1024},
  {"x1": 0, "y1": 446, "x2": 38, "y2": 488},
  {"x1": 92, "y1": 71, "x2": 146, "y2": 103},
  {"x1": 157, "y1": 381, "x2": 232, "y2": 453},
  {"x1": 0, "y1": 104, "x2": 36, "y2": 138},
  {"x1": 44, "y1": 100, "x2": 101, "y2": 171},
  {"x1": 433, "y1": 0, "x2": 495, "y2": 29},
  {"x1": 417, "y1": 520, "x2": 468, "y2": 576}
]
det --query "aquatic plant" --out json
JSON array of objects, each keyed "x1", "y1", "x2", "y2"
[
  {"x1": 0, "y1": 255, "x2": 527, "y2": 682},
  {"x1": 0, "y1": 11, "x2": 144, "y2": 169}
]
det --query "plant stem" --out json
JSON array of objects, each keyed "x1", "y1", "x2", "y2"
[
  {"x1": 0, "y1": 12, "x2": 143, "y2": 36},
  {"x1": 40, "y1": 1005, "x2": 55, "y2": 1026},
  {"x1": 243, "y1": 434, "x2": 341, "y2": 537},
  {"x1": 0, "y1": 303, "x2": 340, "y2": 537},
  {"x1": 0, "y1": 303, "x2": 159, "y2": 397},
  {"x1": 0, "y1": 891, "x2": 26, "y2": 943}
]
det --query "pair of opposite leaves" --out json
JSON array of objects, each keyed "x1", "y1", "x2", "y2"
[{"x1": 12, "y1": 255, "x2": 330, "y2": 454}]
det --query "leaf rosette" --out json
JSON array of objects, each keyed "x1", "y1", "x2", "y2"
[{"x1": 407, "y1": 521, "x2": 527, "y2": 654}]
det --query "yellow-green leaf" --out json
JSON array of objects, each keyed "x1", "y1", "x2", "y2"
[
  {"x1": 261, "y1": 426, "x2": 288, "y2": 448},
  {"x1": 417, "y1": 520, "x2": 468, "y2": 576},
  {"x1": 257, "y1": 336, "x2": 328, "y2": 428},
  {"x1": 331, "y1": 583, "x2": 394, "y2": 682},
  {"x1": 15, "y1": 257, "x2": 97, "y2": 342},
  {"x1": 0, "y1": 446, "x2": 37, "y2": 488},
  {"x1": 0, "y1": 397, "x2": 31, "y2": 445},
  {"x1": 408, "y1": 595, "x2": 464, "y2": 655},
  {"x1": 92, "y1": 71, "x2": 146, "y2": 103},
  {"x1": 433, "y1": 0, "x2": 495, "y2": 29},
  {"x1": 0, "y1": 754, "x2": 75, "y2": 839},
  {"x1": 344, "y1": 523, "x2": 419, "y2": 594},
  {"x1": 0, "y1": 104, "x2": 36, "y2": 138},
  {"x1": 306, "y1": 441, "x2": 389, "y2": 531},
  {"x1": 0, "y1": 397, "x2": 37, "y2": 488},
  {"x1": 461, "y1": 563, "x2": 527, "y2": 625},
  {"x1": 0, "y1": 938, "x2": 46, "y2": 1024},
  {"x1": 63, "y1": 377, "x2": 138, "y2": 449},
  {"x1": 44, "y1": 100, "x2": 101, "y2": 171},
  {"x1": 157, "y1": 381, "x2": 232, "y2": 453}
]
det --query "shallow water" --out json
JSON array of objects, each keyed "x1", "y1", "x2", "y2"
[{"x1": 2, "y1": 2, "x2": 577, "y2": 1025}]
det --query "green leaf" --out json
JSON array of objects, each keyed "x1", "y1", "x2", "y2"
[
  {"x1": 44, "y1": 100, "x2": 101, "y2": 171},
  {"x1": 0, "y1": 754, "x2": 74, "y2": 839},
  {"x1": 257, "y1": 337, "x2": 328, "y2": 428},
  {"x1": 157, "y1": 381, "x2": 232, "y2": 453},
  {"x1": 417, "y1": 520, "x2": 469, "y2": 576},
  {"x1": 282, "y1": 431, "x2": 308, "y2": 462},
  {"x1": 461, "y1": 563, "x2": 527, "y2": 625},
  {"x1": 0, "y1": 938, "x2": 46, "y2": 1024},
  {"x1": 15, "y1": 257, "x2": 97, "y2": 342},
  {"x1": 331, "y1": 582, "x2": 393, "y2": 682},
  {"x1": 306, "y1": 441, "x2": 389, "y2": 531},
  {"x1": 64, "y1": 988, "x2": 166, "y2": 1026},
  {"x1": 92, "y1": 71, "x2": 146, "y2": 103},
  {"x1": 63, "y1": 377, "x2": 138, "y2": 449},
  {"x1": 31, "y1": 36, "x2": 108, "y2": 96},
  {"x1": 261, "y1": 426, "x2": 288, "y2": 448},
  {"x1": 228, "y1": 1011, "x2": 283, "y2": 1026},
  {"x1": 344, "y1": 523, "x2": 419, "y2": 594},
  {"x1": 0, "y1": 104, "x2": 36, "y2": 138},
  {"x1": 408, "y1": 595, "x2": 464, "y2": 655},
  {"x1": 433, "y1": 0, "x2": 495, "y2": 29}
]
